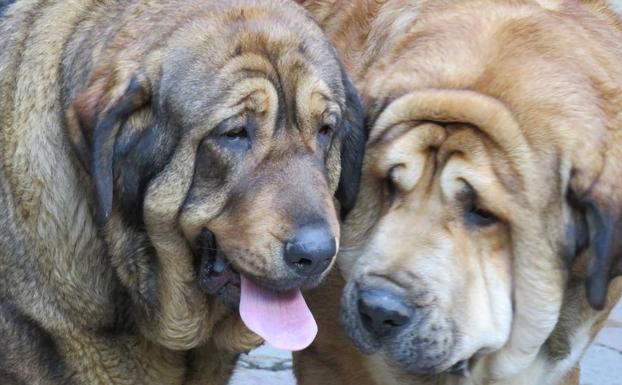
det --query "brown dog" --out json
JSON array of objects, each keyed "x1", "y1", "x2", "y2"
[
  {"x1": 294, "y1": 1, "x2": 622, "y2": 384},
  {"x1": 0, "y1": 0, "x2": 364, "y2": 384}
]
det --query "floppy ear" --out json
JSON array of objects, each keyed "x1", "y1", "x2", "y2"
[
  {"x1": 569, "y1": 190, "x2": 622, "y2": 310},
  {"x1": 66, "y1": 71, "x2": 151, "y2": 224},
  {"x1": 335, "y1": 68, "x2": 366, "y2": 219}
]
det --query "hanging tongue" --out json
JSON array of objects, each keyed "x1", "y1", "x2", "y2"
[{"x1": 239, "y1": 275, "x2": 317, "y2": 351}]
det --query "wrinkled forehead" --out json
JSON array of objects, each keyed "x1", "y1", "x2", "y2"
[
  {"x1": 369, "y1": 91, "x2": 528, "y2": 164},
  {"x1": 158, "y1": 18, "x2": 345, "y2": 131},
  {"x1": 368, "y1": 122, "x2": 501, "y2": 179}
]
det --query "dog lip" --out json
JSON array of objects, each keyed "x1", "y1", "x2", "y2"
[
  {"x1": 197, "y1": 249, "x2": 240, "y2": 294},
  {"x1": 195, "y1": 229, "x2": 242, "y2": 307},
  {"x1": 194, "y1": 228, "x2": 321, "y2": 307}
]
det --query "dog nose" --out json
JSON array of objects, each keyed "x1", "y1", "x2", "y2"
[
  {"x1": 357, "y1": 289, "x2": 413, "y2": 337},
  {"x1": 284, "y1": 225, "x2": 336, "y2": 277}
]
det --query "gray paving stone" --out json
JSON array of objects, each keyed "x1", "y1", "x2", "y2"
[
  {"x1": 581, "y1": 299, "x2": 622, "y2": 385},
  {"x1": 581, "y1": 343, "x2": 622, "y2": 385},
  {"x1": 228, "y1": 345, "x2": 295, "y2": 385}
]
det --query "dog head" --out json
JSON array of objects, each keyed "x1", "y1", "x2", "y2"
[
  {"x1": 326, "y1": 0, "x2": 622, "y2": 381},
  {"x1": 65, "y1": 0, "x2": 364, "y2": 350}
]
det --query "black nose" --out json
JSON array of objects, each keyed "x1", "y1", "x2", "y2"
[
  {"x1": 357, "y1": 289, "x2": 413, "y2": 337},
  {"x1": 284, "y1": 225, "x2": 336, "y2": 277}
]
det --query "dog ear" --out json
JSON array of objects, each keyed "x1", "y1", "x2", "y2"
[
  {"x1": 569, "y1": 190, "x2": 622, "y2": 310},
  {"x1": 66, "y1": 71, "x2": 151, "y2": 224},
  {"x1": 335, "y1": 67, "x2": 366, "y2": 219}
]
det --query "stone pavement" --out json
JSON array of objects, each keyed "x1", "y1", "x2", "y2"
[
  {"x1": 580, "y1": 299, "x2": 622, "y2": 385},
  {"x1": 230, "y1": 300, "x2": 622, "y2": 385},
  {"x1": 229, "y1": 345, "x2": 296, "y2": 385}
]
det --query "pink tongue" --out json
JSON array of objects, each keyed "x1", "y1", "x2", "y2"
[{"x1": 239, "y1": 275, "x2": 317, "y2": 351}]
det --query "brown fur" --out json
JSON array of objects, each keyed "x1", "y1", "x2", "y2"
[
  {"x1": 294, "y1": 1, "x2": 622, "y2": 384},
  {"x1": 0, "y1": 1, "x2": 364, "y2": 384}
]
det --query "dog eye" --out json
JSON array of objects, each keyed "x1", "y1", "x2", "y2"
[
  {"x1": 465, "y1": 204, "x2": 498, "y2": 227},
  {"x1": 319, "y1": 124, "x2": 334, "y2": 136},
  {"x1": 317, "y1": 122, "x2": 336, "y2": 151},
  {"x1": 215, "y1": 123, "x2": 252, "y2": 151},
  {"x1": 223, "y1": 126, "x2": 249, "y2": 140},
  {"x1": 460, "y1": 181, "x2": 499, "y2": 227}
]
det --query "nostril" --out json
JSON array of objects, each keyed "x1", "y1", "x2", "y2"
[
  {"x1": 284, "y1": 224, "x2": 336, "y2": 277},
  {"x1": 384, "y1": 313, "x2": 409, "y2": 327},
  {"x1": 357, "y1": 289, "x2": 414, "y2": 337},
  {"x1": 295, "y1": 258, "x2": 313, "y2": 267},
  {"x1": 360, "y1": 312, "x2": 373, "y2": 330},
  {"x1": 385, "y1": 319, "x2": 401, "y2": 327}
]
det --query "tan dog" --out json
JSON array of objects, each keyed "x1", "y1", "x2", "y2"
[
  {"x1": 294, "y1": 1, "x2": 622, "y2": 384},
  {"x1": 0, "y1": 0, "x2": 364, "y2": 384}
]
